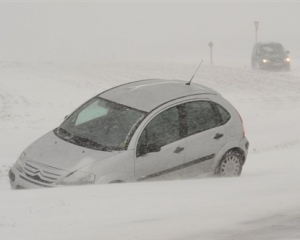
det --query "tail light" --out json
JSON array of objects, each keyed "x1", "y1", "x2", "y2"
[{"x1": 236, "y1": 110, "x2": 245, "y2": 138}]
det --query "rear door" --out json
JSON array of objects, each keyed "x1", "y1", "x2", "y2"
[
  {"x1": 135, "y1": 105, "x2": 186, "y2": 181},
  {"x1": 182, "y1": 100, "x2": 227, "y2": 178}
]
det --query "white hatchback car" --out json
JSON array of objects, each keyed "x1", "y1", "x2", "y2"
[{"x1": 9, "y1": 79, "x2": 249, "y2": 189}]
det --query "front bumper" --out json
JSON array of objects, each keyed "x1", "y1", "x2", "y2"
[
  {"x1": 261, "y1": 61, "x2": 289, "y2": 69},
  {"x1": 239, "y1": 137, "x2": 249, "y2": 166},
  {"x1": 9, "y1": 165, "x2": 54, "y2": 190}
]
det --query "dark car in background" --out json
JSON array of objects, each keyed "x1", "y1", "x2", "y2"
[{"x1": 251, "y1": 42, "x2": 290, "y2": 71}]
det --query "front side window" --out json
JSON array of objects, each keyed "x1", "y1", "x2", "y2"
[
  {"x1": 185, "y1": 101, "x2": 216, "y2": 135},
  {"x1": 145, "y1": 106, "x2": 180, "y2": 147},
  {"x1": 57, "y1": 97, "x2": 146, "y2": 151},
  {"x1": 137, "y1": 106, "x2": 180, "y2": 156}
]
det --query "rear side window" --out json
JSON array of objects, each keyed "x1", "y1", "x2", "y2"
[
  {"x1": 215, "y1": 103, "x2": 231, "y2": 125},
  {"x1": 185, "y1": 101, "x2": 216, "y2": 135}
]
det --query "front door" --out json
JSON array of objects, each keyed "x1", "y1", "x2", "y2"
[{"x1": 135, "y1": 105, "x2": 186, "y2": 181}]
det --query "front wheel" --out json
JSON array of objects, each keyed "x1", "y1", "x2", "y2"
[{"x1": 215, "y1": 150, "x2": 243, "y2": 177}]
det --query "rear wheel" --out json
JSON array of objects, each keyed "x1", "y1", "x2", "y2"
[{"x1": 215, "y1": 150, "x2": 242, "y2": 177}]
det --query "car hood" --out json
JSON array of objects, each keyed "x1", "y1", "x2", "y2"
[{"x1": 25, "y1": 131, "x2": 119, "y2": 172}]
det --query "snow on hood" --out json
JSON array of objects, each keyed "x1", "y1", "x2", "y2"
[{"x1": 24, "y1": 131, "x2": 119, "y2": 172}]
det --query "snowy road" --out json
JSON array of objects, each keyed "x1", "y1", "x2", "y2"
[{"x1": 0, "y1": 62, "x2": 300, "y2": 239}]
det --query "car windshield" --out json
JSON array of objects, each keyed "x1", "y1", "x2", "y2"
[
  {"x1": 259, "y1": 44, "x2": 284, "y2": 55},
  {"x1": 57, "y1": 97, "x2": 146, "y2": 151}
]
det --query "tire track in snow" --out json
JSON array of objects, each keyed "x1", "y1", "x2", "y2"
[
  {"x1": 0, "y1": 163, "x2": 10, "y2": 187},
  {"x1": 252, "y1": 139, "x2": 300, "y2": 154},
  {"x1": 0, "y1": 88, "x2": 33, "y2": 123},
  {"x1": 196, "y1": 67, "x2": 300, "y2": 101},
  {"x1": 220, "y1": 211, "x2": 300, "y2": 240}
]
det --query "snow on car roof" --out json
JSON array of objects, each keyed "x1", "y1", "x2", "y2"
[
  {"x1": 100, "y1": 79, "x2": 219, "y2": 112},
  {"x1": 256, "y1": 41, "x2": 283, "y2": 46}
]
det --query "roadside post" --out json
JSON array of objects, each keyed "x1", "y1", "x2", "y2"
[
  {"x1": 208, "y1": 41, "x2": 214, "y2": 66},
  {"x1": 254, "y1": 21, "x2": 259, "y2": 43}
]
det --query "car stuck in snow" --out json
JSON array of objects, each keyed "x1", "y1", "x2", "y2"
[{"x1": 9, "y1": 79, "x2": 249, "y2": 189}]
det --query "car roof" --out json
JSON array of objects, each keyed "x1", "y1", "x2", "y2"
[
  {"x1": 255, "y1": 41, "x2": 283, "y2": 46},
  {"x1": 99, "y1": 79, "x2": 219, "y2": 112}
]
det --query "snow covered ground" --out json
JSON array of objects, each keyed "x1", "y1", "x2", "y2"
[{"x1": 0, "y1": 60, "x2": 300, "y2": 239}]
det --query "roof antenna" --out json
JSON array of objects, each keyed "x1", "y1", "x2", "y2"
[{"x1": 186, "y1": 60, "x2": 203, "y2": 85}]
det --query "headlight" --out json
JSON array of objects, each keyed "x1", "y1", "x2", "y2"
[
  {"x1": 15, "y1": 152, "x2": 26, "y2": 172},
  {"x1": 262, "y1": 59, "x2": 269, "y2": 63},
  {"x1": 285, "y1": 58, "x2": 290, "y2": 62},
  {"x1": 58, "y1": 171, "x2": 95, "y2": 186}
]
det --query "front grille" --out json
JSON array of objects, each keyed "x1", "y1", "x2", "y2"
[
  {"x1": 23, "y1": 160, "x2": 69, "y2": 185},
  {"x1": 270, "y1": 58, "x2": 282, "y2": 63},
  {"x1": 25, "y1": 173, "x2": 53, "y2": 184}
]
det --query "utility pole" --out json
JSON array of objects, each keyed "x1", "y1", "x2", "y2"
[
  {"x1": 208, "y1": 41, "x2": 214, "y2": 66},
  {"x1": 254, "y1": 21, "x2": 259, "y2": 43}
]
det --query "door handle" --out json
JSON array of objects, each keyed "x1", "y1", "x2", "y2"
[
  {"x1": 214, "y1": 133, "x2": 224, "y2": 140},
  {"x1": 174, "y1": 146, "x2": 184, "y2": 154}
]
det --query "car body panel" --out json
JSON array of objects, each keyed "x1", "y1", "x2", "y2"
[
  {"x1": 183, "y1": 125, "x2": 227, "y2": 178},
  {"x1": 86, "y1": 150, "x2": 136, "y2": 184},
  {"x1": 25, "y1": 131, "x2": 119, "y2": 172},
  {"x1": 135, "y1": 138, "x2": 186, "y2": 181},
  {"x1": 100, "y1": 79, "x2": 218, "y2": 112},
  {"x1": 210, "y1": 137, "x2": 249, "y2": 172}
]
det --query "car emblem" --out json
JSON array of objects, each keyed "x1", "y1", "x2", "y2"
[{"x1": 32, "y1": 169, "x2": 45, "y2": 178}]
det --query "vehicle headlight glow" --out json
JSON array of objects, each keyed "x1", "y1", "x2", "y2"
[
  {"x1": 262, "y1": 59, "x2": 269, "y2": 63},
  {"x1": 285, "y1": 58, "x2": 290, "y2": 62},
  {"x1": 15, "y1": 152, "x2": 26, "y2": 172},
  {"x1": 59, "y1": 171, "x2": 95, "y2": 186}
]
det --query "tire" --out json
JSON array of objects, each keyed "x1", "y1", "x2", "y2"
[{"x1": 215, "y1": 150, "x2": 243, "y2": 177}]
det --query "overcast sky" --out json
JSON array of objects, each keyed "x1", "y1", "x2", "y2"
[{"x1": 0, "y1": 2, "x2": 299, "y2": 63}]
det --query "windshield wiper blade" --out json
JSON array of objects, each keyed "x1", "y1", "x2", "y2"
[
  {"x1": 57, "y1": 128, "x2": 112, "y2": 151},
  {"x1": 57, "y1": 127, "x2": 72, "y2": 137},
  {"x1": 73, "y1": 136, "x2": 112, "y2": 152}
]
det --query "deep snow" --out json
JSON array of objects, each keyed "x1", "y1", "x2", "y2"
[{"x1": 0, "y1": 61, "x2": 300, "y2": 239}]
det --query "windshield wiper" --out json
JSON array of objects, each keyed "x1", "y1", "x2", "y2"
[
  {"x1": 57, "y1": 128, "x2": 114, "y2": 151},
  {"x1": 57, "y1": 127, "x2": 72, "y2": 137},
  {"x1": 71, "y1": 135, "x2": 112, "y2": 152}
]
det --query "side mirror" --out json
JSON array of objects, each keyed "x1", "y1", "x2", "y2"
[{"x1": 147, "y1": 143, "x2": 161, "y2": 153}]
